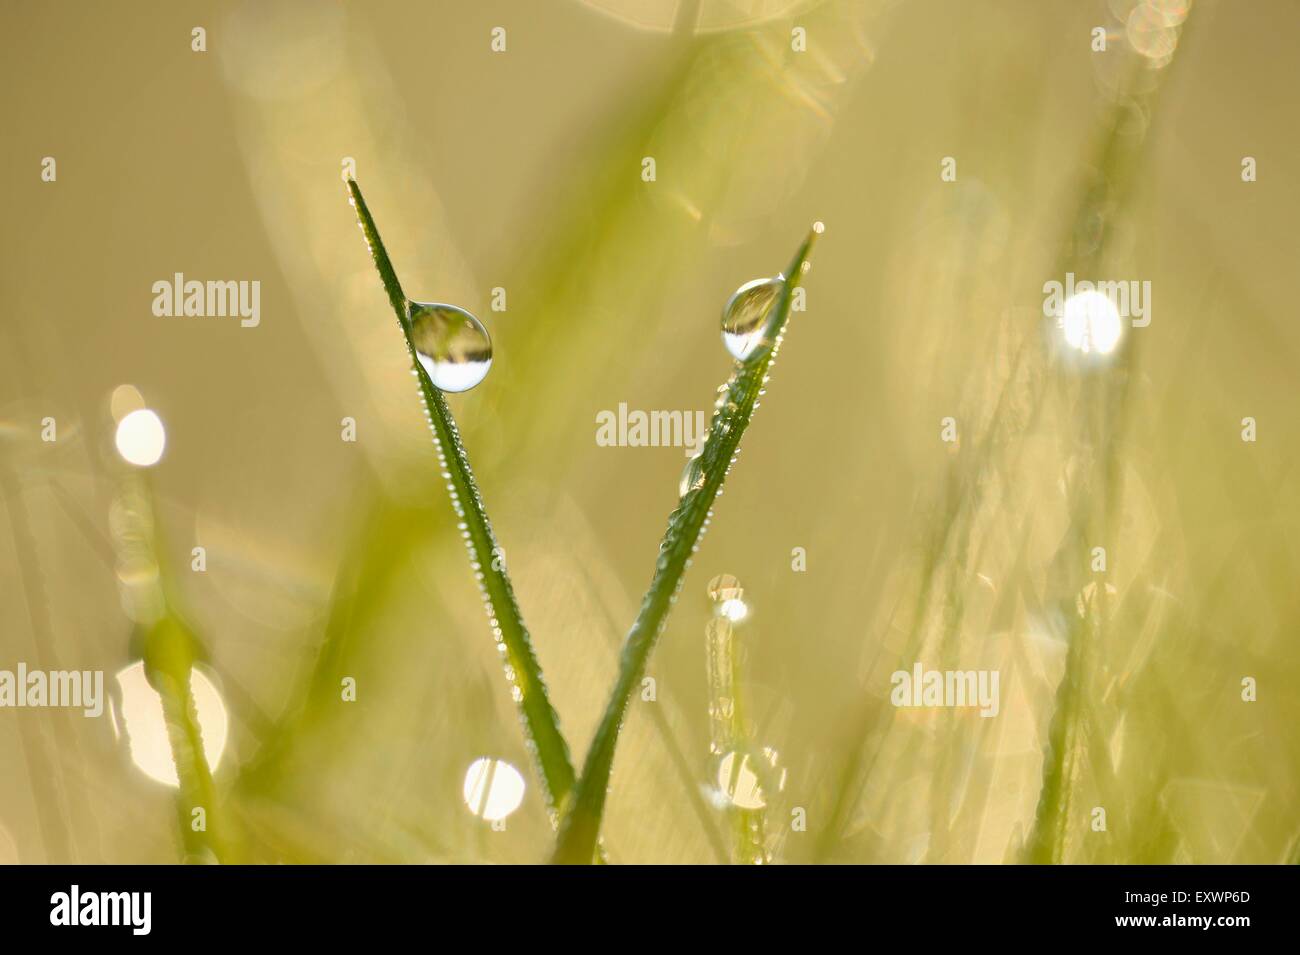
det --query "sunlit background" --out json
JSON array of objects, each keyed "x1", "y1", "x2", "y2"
[{"x1": 2, "y1": 0, "x2": 1298, "y2": 864}]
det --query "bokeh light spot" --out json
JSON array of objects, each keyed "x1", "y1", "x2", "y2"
[
  {"x1": 111, "y1": 661, "x2": 229, "y2": 787},
  {"x1": 462, "y1": 757, "x2": 526, "y2": 822},
  {"x1": 115, "y1": 409, "x2": 166, "y2": 467},
  {"x1": 1062, "y1": 291, "x2": 1123, "y2": 356}
]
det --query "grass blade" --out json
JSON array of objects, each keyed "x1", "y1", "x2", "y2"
[
  {"x1": 145, "y1": 615, "x2": 233, "y2": 863},
  {"x1": 552, "y1": 227, "x2": 820, "y2": 863},
  {"x1": 345, "y1": 179, "x2": 577, "y2": 816},
  {"x1": 110, "y1": 472, "x2": 235, "y2": 862}
]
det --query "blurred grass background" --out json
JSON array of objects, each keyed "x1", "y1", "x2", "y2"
[{"x1": 1, "y1": 0, "x2": 1297, "y2": 863}]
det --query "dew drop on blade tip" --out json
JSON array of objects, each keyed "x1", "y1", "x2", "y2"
[
  {"x1": 407, "y1": 301, "x2": 493, "y2": 392},
  {"x1": 721, "y1": 277, "x2": 782, "y2": 361}
]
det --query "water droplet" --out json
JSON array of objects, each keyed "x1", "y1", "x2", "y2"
[
  {"x1": 708, "y1": 573, "x2": 749, "y2": 621},
  {"x1": 721, "y1": 277, "x2": 783, "y2": 361},
  {"x1": 679, "y1": 453, "x2": 706, "y2": 497},
  {"x1": 407, "y1": 301, "x2": 492, "y2": 392},
  {"x1": 707, "y1": 573, "x2": 744, "y2": 603},
  {"x1": 109, "y1": 384, "x2": 146, "y2": 423}
]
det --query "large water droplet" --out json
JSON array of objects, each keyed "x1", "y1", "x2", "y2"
[
  {"x1": 407, "y1": 301, "x2": 493, "y2": 392},
  {"x1": 679, "y1": 453, "x2": 706, "y2": 498},
  {"x1": 721, "y1": 277, "x2": 783, "y2": 361}
]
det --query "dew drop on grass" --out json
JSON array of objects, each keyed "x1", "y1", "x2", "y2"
[
  {"x1": 679, "y1": 453, "x2": 706, "y2": 498},
  {"x1": 707, "y1": 574, "x2": 748, "y2": 621},
  {"x1": 707, "y1": 573, "x2": 743, "y2": 603},
  {"x1": 407, "y1": 301, "x2": 493, "y2": 392},
  {"x1": 707, "y1": 573, "x2": 749, "y2": 621},
  {"x1": 721, "y1": 277, "x2": 783, "y2": 361}
]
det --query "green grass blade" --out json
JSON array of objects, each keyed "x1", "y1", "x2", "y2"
[
  {"x1": 346, "y1": 178, "x2": 577, "y2": 816},
  {"x1": 144, "y1": 615, "x2": 232, "y2": 863},
  {"x1": 552, "y1": 228, "x2": 820, "y2": 863},
  {"x1": 111, "y1": 473, "x2": 235, "y2": 862}
]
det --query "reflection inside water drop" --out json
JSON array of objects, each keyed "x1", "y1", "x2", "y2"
[
  {"x1": 407, "y1": 301, "x2": 493, "y2": 392},
  {"x1": 721, "y1": 277, "x2": 783, "y2": 361}
]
